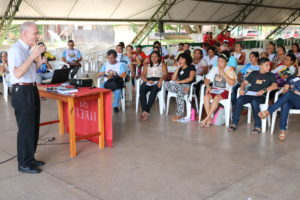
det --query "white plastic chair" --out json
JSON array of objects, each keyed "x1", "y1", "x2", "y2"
[
  {"x1": 135, "y1": 78, "x2": 165, "y2": 115},
  {"x1": 2, "y1": 73, "x2": 9, "y2": 102},
  {"x1": 198, "y1": 85, "x2": 233, "y2": 126},
  {"x1": 166, "y1": 75, "x2": 202, "y2": 118},
  {"x1": 237, "y1": 88, "x2": 271, "y2": 133},
  {"x1": 271, "y1": 88, "x2": 300, "y2": 134},
  {"x1": 97, "y1": 77, "x2": 125, "y2": 112}
]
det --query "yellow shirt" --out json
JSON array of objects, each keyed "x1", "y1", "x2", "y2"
[{"x1": 44, "y1": 52, "x2": 55, "y2": 60}]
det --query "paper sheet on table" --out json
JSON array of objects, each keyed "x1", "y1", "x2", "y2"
[
  {"x1": 146, "y1": 81, "x2": 158, "y2": 86},
  {"x1": 245, "y1": 91, "x2": 257, "y2": 96},
  {"x1": 210, "y1": 89, "x2": 225, "y2": 94}
]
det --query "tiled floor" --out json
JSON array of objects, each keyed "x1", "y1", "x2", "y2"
[{"x1": 0, "y1": 94, "x2": 300, "y2": 200}]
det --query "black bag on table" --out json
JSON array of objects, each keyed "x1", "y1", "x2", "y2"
[{"x1": 104, "y1": 76, "x2": 124, "y2": 91}]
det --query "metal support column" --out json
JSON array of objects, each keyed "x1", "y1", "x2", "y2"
[
  {"x1": 0, "y1": 0, "x2": 23, "y2": 44},
  {"x1": 266, "y1": 9, "x2": 300, "y2": 39},
  {"x1": 131, "y1": 0, "x2": 178, "y2": 45},
  {"x1": 221, "y1": 0, "x2": 263, "y2": 33}
]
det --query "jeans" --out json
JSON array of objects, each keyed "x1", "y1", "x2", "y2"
[
  {"x1": 231, "y1": 83, "x2": 241, "y2": 107},
  {"x1": 70, "y1": 64, "x2": 81, "y2": 78},
  {"x1": 267, "y1": 91, "x2": 300, "y2": 130},
  {"x1": 140, "y1": 83, "x2": 160, "y2": 113},
  {"x1": 36, "y1": 72, "x2": 54, "y2": 84},
  {"x1": 101, "y1": 82, "x2": 122, "y2": 108},
  {"x1": 232, "y1": 95, "x2": 265, "y2": 128}
]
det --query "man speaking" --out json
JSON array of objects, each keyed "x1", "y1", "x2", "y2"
[{"x1": 8, "y1": 22, "x2": 46, "y2": 174}]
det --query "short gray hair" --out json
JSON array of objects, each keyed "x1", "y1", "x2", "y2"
[{"x1": 20, "y1": 21, "x2": 37, "y2": 33}]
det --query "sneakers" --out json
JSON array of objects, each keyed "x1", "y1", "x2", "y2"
[{"x1": 114, "y1": 107, "x2": 119, "y2": 113}]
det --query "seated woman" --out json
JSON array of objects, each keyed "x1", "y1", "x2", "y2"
[
  {"x1": 200, "y1": 51, "x2": 236, "y2": 127},
  {"x1": 259, "y1": 65, "x2": 300, "y2": 141},
  {"x1": 232, "y1": 51, "x2": 260, "y2": 107},
  {"x1": 204, "y1": 47, "x2": 218, "y2": 69},
  {"x1": 98, "y1": 49, "x2": 126, "y2": 113},
  {"x1": 271, "y1": 53, "x2": 296, "y2": 88},
  {"x1": 192, "y1": 49, "x2": 208, "y2": 76},
  {"x1": 0, "y1": 51, "x2": 8, "y2": 74},
  {"x1": 291, "y1": 43, "x2": 300, "y2": 64},
  {"x1": 260, "y1": 52, "x2": 269, "y2": 59},
  {"x1": 273, "y1": 45, "x2": 286, "y2": 69},
  {"x1": 233, "y1": 43, "x2": 245, "y2": 65},
  {"x1": 165, "y1": 52, "x2": 196, "y2": 121},
  {"x1": 139, "y1": 51, "x2": 168, "y2": 120},
  {"x1": 0, "y1": 51, "x2": 10, "y2": 86},
  {"x1": 125, "y1": 45, "x2": 141, "y2": 79},
  {"x1": 229, "y1": 58, "x2": 278, "y2": 134}
]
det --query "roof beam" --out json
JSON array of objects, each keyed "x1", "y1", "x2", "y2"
[
  {"x1": 131, "y1": 0, "x2": 178, "y2": 45},
  {"x1": 193, "y1": 0, "x2": 300, "y2": 10},
  {"x1": 266, "y1": 9, "x2": 300, "y2": 39},
  {"x1": 0, "y1": 0, "x2": 23, "y2": 44},
  {"x1": 221, "y1": 0, "x2": 263, "y2": 33},
  {"x1": 5, "y1": 17, "x2": 300, "y2": 26}
]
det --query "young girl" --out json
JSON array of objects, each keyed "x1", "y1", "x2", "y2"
[{"x1": 200, "y1": 51, "x2": 236, "y2": 127}]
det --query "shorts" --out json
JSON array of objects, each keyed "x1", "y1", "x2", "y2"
[{"x1": 209, "y1": 89, "x2": 229, "y2": 99}]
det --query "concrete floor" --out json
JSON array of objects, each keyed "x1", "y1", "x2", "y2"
[{"x1": 0, "y1": 93, "x2": 300, "y2": 200}]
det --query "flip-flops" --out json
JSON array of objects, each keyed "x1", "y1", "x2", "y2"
[
  {"x1": 251, "y1": 128, "x2": 261, "y2": 135},
  {"x1": 228, "y1": 124, "x2": 238, "y2": 132}
]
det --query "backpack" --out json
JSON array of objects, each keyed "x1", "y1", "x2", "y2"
[
  {"x1": 212, "y1": 105, "x2": 225, "y2": 126},
  {"x1": 104, "y1": 76, "x2": 124, "y2": 91}
]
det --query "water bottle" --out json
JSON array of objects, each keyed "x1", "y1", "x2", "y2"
[{"x1": 191, "y1": 108, "x2": 196, "y2": 121}]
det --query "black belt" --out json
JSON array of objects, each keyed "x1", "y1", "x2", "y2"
[{"x1": 13, "y1": 82, "x2": 37, "y2": 86}]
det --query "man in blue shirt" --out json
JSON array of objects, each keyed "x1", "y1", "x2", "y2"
[
  {"x1": 62, "y1": 40, "x2": 82, "y2": 78},
  {"x1": 98, "y1": 50, "x2": 126, "y2": 113}
]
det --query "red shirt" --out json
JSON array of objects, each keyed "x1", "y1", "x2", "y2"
[
  {"x1": 134, "y1": 51, "x2": 147, "y2": 60},
  {"x1": 216, "y1": 34, "x2": 224, "y2": 43}
]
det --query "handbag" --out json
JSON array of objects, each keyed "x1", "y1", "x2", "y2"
[{"x1": 104, "y1": 76, "x2": 124, "y2": 91}]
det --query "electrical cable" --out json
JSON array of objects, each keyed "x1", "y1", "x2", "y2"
[{"x1": 0, "y1": 137, "x2": 90, "y2": 165}]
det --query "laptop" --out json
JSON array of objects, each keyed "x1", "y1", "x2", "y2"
[{"x1": 41, "y1": 68, "x2": 70, "y2": 84}]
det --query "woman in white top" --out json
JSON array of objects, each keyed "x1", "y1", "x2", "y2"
[
  {"x1": 233, "y1": 43, "x2": 245, "y2": 65},
  {"x1": 200, "y1": 51, "x2": 237, "y2": 127},
  {"x1": 204, "y1": 47, "x2": 218, "y2": 69},
  {"x1": 140, "y1": 51, "x2": 168, "y2": 120},
  {"x1": 192, "y1": 49, "x2": 208, "y2": 76}
]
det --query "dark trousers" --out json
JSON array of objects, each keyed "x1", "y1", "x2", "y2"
[
  {"x1": 11, "y1": 85, "x2": 40, "y2": 167},
  {"x1": 232, "y1": 95, "x2": 265, "y2": 128},
  {"x1": 268, "y1": 91, "x2": 300, "y2": 130},
  {"x1": 231, "y1": 83, "x2": 241, "y2": 107},
  {"x1": 140, "y1": 83, "x2": 161, "y2": 113},
  {"x1": 70, "y1": 64, "x2": 81, "y2": 78}
]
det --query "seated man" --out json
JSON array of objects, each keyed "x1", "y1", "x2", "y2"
[
  {"x1": 229, "y1": 58, "x2": 278, "y2": 134},
  {"x1": 116, "y1": 44, "x2": 133, "y2": 77},
  {"x1": 152, "y1": 41, "x2": 169, "y2": 59},
  {"x1": 98, "y1": 50, "x2": 126, "y2": 113},
  {"x1": 62, "y1": 40, "x2": 82, "y2": 78}
]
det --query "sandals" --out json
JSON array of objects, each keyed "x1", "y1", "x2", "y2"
[
  {"x1": 228, "y1": 124, "x2": 238, "y2": 132},
  {"x1": 251, "y1": 128, "x2": 261, "y2": 135},
  {"x1": 279, "y1": 131, "x2": 287, "y2": 141}
]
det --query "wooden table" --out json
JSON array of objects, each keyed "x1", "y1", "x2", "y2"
[{"x1": 39, "y1": 86, "x2": 112, "y2": 158}]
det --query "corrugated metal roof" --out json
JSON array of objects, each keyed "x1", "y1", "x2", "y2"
[{"x1": 1, "y1": 0, "x2": 300, "y2": 25}]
